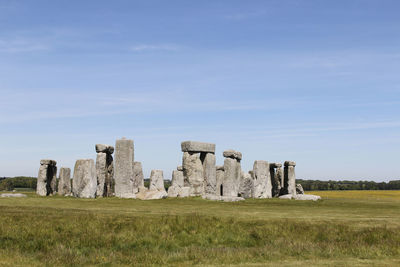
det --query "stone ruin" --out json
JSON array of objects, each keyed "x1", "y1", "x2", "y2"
[
  {"x1": 37, "y1": 159, "x2": 57, "y2": 196},
  {"x1": 37, "y1": 139, "x2": 320, "y2": 201}
]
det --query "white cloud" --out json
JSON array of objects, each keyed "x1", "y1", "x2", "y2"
[{"x1": 0, "y1": 39, "x2": 49, "y2": 53}]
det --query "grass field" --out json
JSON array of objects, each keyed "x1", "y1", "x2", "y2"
[{"x1": 1, "y1": 191, "x2": 399, "y2": 266}]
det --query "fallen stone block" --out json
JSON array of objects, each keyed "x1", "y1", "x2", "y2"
[
  {"x1": 1, "y1": 193, "x2": 27, "y2": 198},
  {"x1": 294, "y1": 194, "x2": 321, "y2": 201}
]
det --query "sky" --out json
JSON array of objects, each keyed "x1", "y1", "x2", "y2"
[{"x1": 1, "y1": 0, "x2": 399, "y2": 181}]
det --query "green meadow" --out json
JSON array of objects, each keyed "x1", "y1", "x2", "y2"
[{"x1": 1, "y1": 191, "x2": 399, "y2": 266}]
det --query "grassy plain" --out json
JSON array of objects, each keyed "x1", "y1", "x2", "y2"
[{"x1": 0, "y1": 190, "x2": 399, "y2": 266}]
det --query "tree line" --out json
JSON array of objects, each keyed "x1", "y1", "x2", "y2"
[
  {"x1": 297, "y1": 179, "x2": 400, "y2": 191},
  {"x1": 1, "y1": 176, "x2": 400, "y2": 191}
]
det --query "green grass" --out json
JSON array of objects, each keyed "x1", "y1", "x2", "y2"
[{"x1": 1, "y1": 191, "x2": 400, "y2": 266}]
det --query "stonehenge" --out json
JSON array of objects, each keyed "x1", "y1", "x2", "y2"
[
  {"x1": 72, "y1": 159, "x2": 97, "y2": 198},
  {"x1": 252, "y1": 160, "x2": 272, "y2": 198},
  {"x1": 283, "y1": 161, "x2": 296, "y2": 195},
  {"x1": 58, "y1": 167, "x2": 71, "y2": 196},
  {"x1": 36, "y1": 138, "x2": 317, "y2": 201},
  {"x1": 95, "y1": 144, "x2": 114, "y2": 197},
  {"x1": 114, "y1": 138, "x2": 136, "y2": 198},
  {"x1": 181, "y1": 141, "x2": 216, "y2": 196},
  {"x1": 222, "y1": 150, "x2": 242, "y2": 197},
  {"x1": 270, "y1": 163, "x2": 282, "y2": 197},
  {"x1": 37, "y1": 159, "x2": 57, "y2": 196}
]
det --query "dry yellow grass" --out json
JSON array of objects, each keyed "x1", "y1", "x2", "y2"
[{"x1": 309, "y1": 190, "x2": 400, "y2": 201}]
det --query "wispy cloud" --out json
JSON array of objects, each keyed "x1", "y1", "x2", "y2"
[
  {"x1": 130, "y1": 44, "x2": 181, "y2": 52},
  {"x1": 0, "y1": 39, "x2": 49, "y2": 53}
]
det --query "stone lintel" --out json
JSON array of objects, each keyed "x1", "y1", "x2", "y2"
[
  {"x1": 284, "y1": 161, "x2": 296, "y2": 167},
  {"x1": 181, "y1": 141, "x2": 215, "y2": 153},
  {"x1": 223, "y1": 150, "x2": 242, "y2": 160}
]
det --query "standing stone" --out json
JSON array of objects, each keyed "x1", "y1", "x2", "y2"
[
  {"x1": 276, "y1": 166, "x2": 284, "y2": 195},
  {"x1": 216, "y1": 166, "x2": 224, "y2": 196},
  {"x1": 270, "y1": 163, "x2": 282, "y2": 197},
  {"x1": 203, "y1": 153, "x2": 216, "y2": 195},
  {"x1": 167, "y1": 170, "x2": 186, "y2": 197},
  {"x1": 283, "y1": 161, "x2": 296, "y2": 196},
  {"x1": 253, "y1": 160, "x2": 272, "y2": 198},
  {"x1": 182, "y1": 152, "x2": 204, "y2": 196},
  {"x1": 239, "y1": 171, "x2": 253, "y2": 198},
  {"x1": 223, "y1": 154, "x2": 241, "y2": 197},
  {"x1": 149, "y1": 170, "x2": 165, "y2": 191},
  {"x1": 58, "y1": 167, "x2": 71, "y2": 196},
  {"x1": 95, "y1": 144, "x2": 114, "y2": 197},
  {"x1": 133, "y1": 162, "x2": 145, "y2": 192},
  {"x1": 72, "y1": 159, "x2": 97, "y2": 198},
  {"x1": 296, "y1": 184, "x2": 304, "y2": 194},
  {"x1": 114, "y1": 138, "x2": 135, "y2": 198},
  {"x1": 36, "y1": 159, "x2": 57, "y2": 196}
]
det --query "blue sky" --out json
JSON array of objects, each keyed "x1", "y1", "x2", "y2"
[{"x1": 1, "y1": 0, "x2": 399, "y2": 181}]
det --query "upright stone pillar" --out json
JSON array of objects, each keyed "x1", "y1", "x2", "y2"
[
  {"x1": 72, "y1": 159, "x2": 97, "y2": 198},
  {"x1": 276, "y1": 165, "x2": 284, "y2": 194},
  {"x1": 58, "y1": 167, "x2": 71, "y2": 196},
  {"x1": 36, "y1": 159, "x2": 57, "y2": 196},
  {"x1": 181, "y1": 141, "x2": 216, "y2": 196},
  {"x1": 167, "y1": 168, "x2": 186, "y2": 197},
  {"x1": 95, "y1": 144, "x2": 114, "y2": 197},
  {"x1": 114, "y1": 138, "x2": 135, "y2": 198},
  {"x1": 284, "y1": 161, "x2": 296, "y2": 196},
  {"x1": 222, "y1": 150, "x2": 242, "y2": 197},
  {"x1": 203, "y1": 153, "x2": 216, "y2": 195},
  {"x1": 270, "y1": 163, "x2": 282, "y2": 197},
  {"x1": 253, "y1": 160, "x2": 272, "y2": 198},
  {"x1": 239, "y1": 171, "x2": 253, "y2": 198},
  {"x1": 133, "y1": 161, "x2": 145, "y2": 192},
  {"x1": 216, "y1": 166, "x2": 224, "y2": 196}
]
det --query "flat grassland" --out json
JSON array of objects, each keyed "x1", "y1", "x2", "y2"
[{"x1": 0, "y1": 191, "x2": 399, "y2": 266}]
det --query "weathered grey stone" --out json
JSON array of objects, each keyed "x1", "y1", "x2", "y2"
[
  {"x1": 40, "y1": 159, "x2": 56, "y2": 166},
  {"x1": 239, "y1": 171, "x2": 253, "y2": 199},
  {"x1": 114, "y1": 138, "x2": 135, "y2": 198},
  {"x1": 223, "y1": 157, "x2": 241, "y2": 197},
  {"x1": 270, "y1": 164, "x2": 281, "y2": 197},
  {"x1": 167, "y1": 185, "x2": 179, "y2": 197},
  {"x1": 283, "y1": 161, "x2": 296, "y2": 196},
  {"x1": 183, "y1": 152, "x2": 204, "y2": 196},
  {"x1": 136, "y1": 188, "x2": 167, "y2": 200},
  {"x1": 181, "y1": 141, "x2": 215, "y2": 153},
  {"x1": 96, "y1": 152, "x2": 114, "y2": 197},
  {"x1": 280, "y1": 193, "x2": 320, "y2": 201},
  {"x1": 216, "y1": 165, "x2": 224, "y2": 171},
  {"x1": 149, "y1": 170, "x2": 165, "y2": 192},
  {"x1": 294, "y1": 194, "x2": 320, "y2": 201},
  {"x1": 72, "y1": 159, "x2": 97, "y2": 198},
  {"x1": 216, "y1": 168, "x2": 224, "y2": 196},
  {"x1": 223, "y1": 150, "x2": 242, "y2": 160},
  {"x1": 202, "y1": 194, "x2": 245, "y2": 202},
  {"x1": 36, "y1": 160, "x2": 57, "y2": 196},
  {"x1": 171, "y1": 170, "x2": 184, "y2": 187},
  {"x1": 279, "y1": 194, "x2": 293, "y2": 199},
  {"x1": 178, "y1": 186, "x2": 191, "y2": 197},
  {"x1": 276, "y1": 167, "x2": 284, "y2": 195},
  {"x1": 203, "y1": 153, "x2": 216, "y2": 195},
  {"x1": 58, "y1": 167, "x2": 71, "y2": 196},
  {"x1": 133, "y1": 161, "x2": 144, "y2": 193},
  {"x1": 1, "y1": 193, "x2": 27, "y2": 198},
  {"x1": 95, "y1": 144, "x2": 114, "y2": 154},
  {"x1": 296, "y1": 184, "x2": 304, "y2": 194},
  {"x1": 253, "y1": 160, "x2": 272, "y2": 198},
  {"x1": 177, "y1": 166, "x2": 183, "y2": 171}
]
